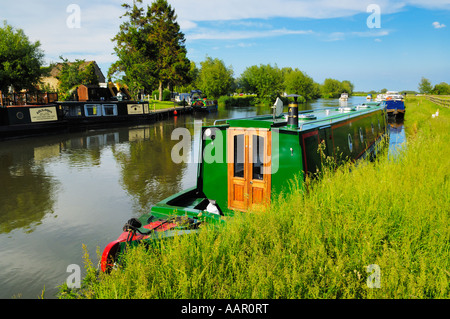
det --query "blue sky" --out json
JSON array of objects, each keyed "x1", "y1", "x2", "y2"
[{"x1": 1, "y1": 0, "x2": 449, "y2": 91}]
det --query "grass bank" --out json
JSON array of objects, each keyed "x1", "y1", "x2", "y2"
[
  {"x1": 60, "y1": 96, "x2": 449, "y2": 299},
  {"x1": 147, "y1": 99, "x2": 178, "y2": 111}
]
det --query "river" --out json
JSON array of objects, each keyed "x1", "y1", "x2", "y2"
[{"x1": 0, "y1": 96, "x2": 404, "y2": 299}]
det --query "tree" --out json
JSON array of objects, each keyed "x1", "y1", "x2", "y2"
[
  {"x1": 0, "y1": 21, "x2": 44, "y2": 93},
  {"x1": 174, "y1": 61, "x2": 199, "y2": 93},
  {"x1": 57, "y1": 57, "x2": 99, "y2": 100},
  {"x1": 197, "y1": 57, "x2": 234, "y2": 99},
  {"x1": 147, "y1": 0, "x2": 190, "y2": 100},
  {"x1": 108, "y1": 1, "x2": 158, "y2": 97},
  {"x1": 418, "y1": 77, "x2": 433, "y2": 94},
  {"x1": 284, "y1": 68, "x2": 320, "y2": 100},
  {"x1": 432, "y1": 82, "x2": 450, "y2": 95},
  {"x1": 321, "y1": 78, "x2": 343, "y2": 98},
  {"x1": 341, "y1": 80, "x2": 354, "y2": 95},
  {"x1": 239, "y1": 64, "x2": 283, "y2": 102},
  {"x1": 109, "y1": 0, "x2": 190, "y2": 100}
]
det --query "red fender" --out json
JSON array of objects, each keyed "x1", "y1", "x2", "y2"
[
  {"x1": 101, "y1": 240, "x2": 121, "y2": 273},
  {"x1": 101, "y1": 221, "x2": 178, "y2": 272}
]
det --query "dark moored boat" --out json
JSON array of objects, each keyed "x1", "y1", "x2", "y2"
[
  {"x1": 57, "y1": 84, "x2": 151, "y2": 127},
  {"x1": 0, "y1": 85, "x2": 152, "y2": 138},
  {"x1": 101, "y1": 96, "x2": 388, "y2": 272},
  {"x1": 0, "y1": 104, "x2": 66, "y2": 138},
  {"x1": 189, "y1": 90, "x2": 218, "y2": 113},
  {"x1": 383, "y1": 91, "x2": 405, "y2": 120},
  {"x1": 0, "y1": 91, "x2": 66, "y2": 138}
]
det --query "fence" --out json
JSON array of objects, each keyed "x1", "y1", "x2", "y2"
[
  {"x1": 0, "y1": 92, "x2": 59, "y2": 107},
  {"x1": 427, "y1": 96, "x2": 450, "y2": 108}
]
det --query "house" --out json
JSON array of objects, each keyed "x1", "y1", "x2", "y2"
[{"x1": 40, "y1": 61, "x2": 106, "y2": 91}]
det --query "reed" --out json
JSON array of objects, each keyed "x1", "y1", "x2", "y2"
[{"x1": 60, "y1": 96, "x2": 449, "y2": 299}]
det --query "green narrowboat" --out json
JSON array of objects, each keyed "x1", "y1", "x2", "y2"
[{"x1": 101, "y1": 96, "x2": 388, "y2": 272}]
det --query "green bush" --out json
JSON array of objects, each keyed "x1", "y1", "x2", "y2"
[
  {"x1": 217, "y1": 95, "x2": 306, "y2": 107},
  {"x1": 151, "y1": 89, "x2": 171, "y2": 101},
  {"x1": 218, "y1": 95, "x2": 257, "y2": 107}
]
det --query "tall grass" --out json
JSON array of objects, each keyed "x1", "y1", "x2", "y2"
[{"x1": 60, "y1": 97, "x2": 449, "y2": 299}]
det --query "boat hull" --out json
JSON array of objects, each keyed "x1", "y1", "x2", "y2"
[
  {"x1": 192, "y1": 101, "x2": 218, "y2": 112},
  {"x1": 385, "y1": 100, "x2": 405, "y2": 119},
  {"x1": 0, "y1": 104, "x2": 67, "y2": 139}
]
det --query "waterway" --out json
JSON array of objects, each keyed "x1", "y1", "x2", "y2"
[{"x1": 0, "y1": 97, "x2": 405, "y2": 298}]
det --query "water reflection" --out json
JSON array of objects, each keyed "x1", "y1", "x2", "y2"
[
  {"x1": 388, "y1": 119, "x2": 406, "y2": 158},
  {"x1": 0, "y1": 116, "x2": 202, "y2": 298},
  {"x1": 0, "y1": 140, "x2": 59, "y2": 234}
]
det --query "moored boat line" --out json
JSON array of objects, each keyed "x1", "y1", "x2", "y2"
[{"x1": 0, "y1": 86, "x2": 193, "y2": 139}]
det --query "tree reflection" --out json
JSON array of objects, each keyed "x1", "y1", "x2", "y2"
[
  {"x1": 113, "y1": 120, "x2": 194, "y2": 215},
  {"x1": 0, "y1": 146, "x2": 58, "y2": 234}
]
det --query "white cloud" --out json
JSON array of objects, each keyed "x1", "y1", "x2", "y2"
[
  {"x1": 186, "y1": 28, "x2": 314, "y2": 40},
  {"x1": 179, "y1": 20, "x2": 198, "y2": 30},
  {"x1": 2, "y1": 0, "x2": 449, "y2": 73},
  {"x1": 324, "y1": 29, "x2": 390, "y2": 41},
  {"x1": 168, "y1": 0, "x2": 407, "y2": 22},
  {"x1": 406, "y1": 0, "x2": 450, "y2": 10},
  {"x1": 432, "y1": 21, "x2": 446, "y2": 28},
  {"x1": 1, "y1": 1, "x2": 125, "y2": 66}
]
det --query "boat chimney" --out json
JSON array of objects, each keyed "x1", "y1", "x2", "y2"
[{"x1": 286, "y1": 94, "x2": 300, "y2": 129}]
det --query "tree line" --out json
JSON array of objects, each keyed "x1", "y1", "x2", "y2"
[
  {"x1": 418, "y1": 77, "x2": 450, "y2": 95},
  {"x1": 173, "y1": 58, "x2": 354, "y2": 103}
]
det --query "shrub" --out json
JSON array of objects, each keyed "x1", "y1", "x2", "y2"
[{"x1": 151, "y1": 89, "x2": 171, "y2": 101}]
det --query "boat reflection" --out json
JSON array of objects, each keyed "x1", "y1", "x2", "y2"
[{"x1": 388, "y1": 119, "x2": 406, "y2": 159}]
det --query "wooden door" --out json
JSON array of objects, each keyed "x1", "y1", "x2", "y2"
[{"x1": 227, "y1": 128, "x2": 271, "y2": 211}]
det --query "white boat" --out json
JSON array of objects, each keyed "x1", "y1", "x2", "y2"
[
  {"x1": 339, "y1": 93, "x2": 348, "y2": 101},
  {"x1": 385, "y1": 91, "x2": 404, "y2": 101},
  {"x1": 376, "y1": 94, "x2": 386, "y2": 102}
]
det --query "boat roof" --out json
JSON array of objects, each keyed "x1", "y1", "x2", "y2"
[{"x1": 212, "y1": 103, "x2": 384, "y2": 132}]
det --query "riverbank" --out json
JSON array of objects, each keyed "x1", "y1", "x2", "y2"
[{"x1": 60, "y1": 96, "x2": 449, "y2": 299}]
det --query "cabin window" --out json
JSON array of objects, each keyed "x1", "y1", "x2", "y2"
[
  {"x1": 102, "y1": 104, "x2": 118, "y2": 116},
  {"x1": 84, "y1": 104, "x2": 102, "y2": 117},
  {"x1": 378, "y1": 119, "x2": 381, "y2": 132},
  {"x1": 348, "y1": 134, "x2": 353, "y2": 152},
  {"x1": 252, "y1": 135, "x2": 265, "y2": 180},
  {"x1": 233, "y1": 134, "x2": 245, "y2": 178},
  {"x1": 359, "y1": 128, "x2": 364, "y2": 143},
  {"x1": 68, "y1": 106, "x2": 82, "y2": 117},
  {"x1": 371, "y1": 123, "x2": 375, "y2": 135}
]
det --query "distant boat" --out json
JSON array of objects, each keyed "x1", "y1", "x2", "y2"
[
  {"x1": 188, "y1": 90, "x2": 218, "y2": 112},
  {"x1": 339, "y1": 93, "x2": 348, "y2": 101},
  {"x1": 385, "y1": 91, "x2": 404, "y2": 101},
  {"x1": 366, "y1": 94, "x2": 372, "y2": 100},
  {"x1": 384, "y1": 91, "x2": 405, "y2": 120}
]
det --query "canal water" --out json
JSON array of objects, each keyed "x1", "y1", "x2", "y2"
[{"x1": 0, "y1": 97, "x2": 404, "y2": 299}]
